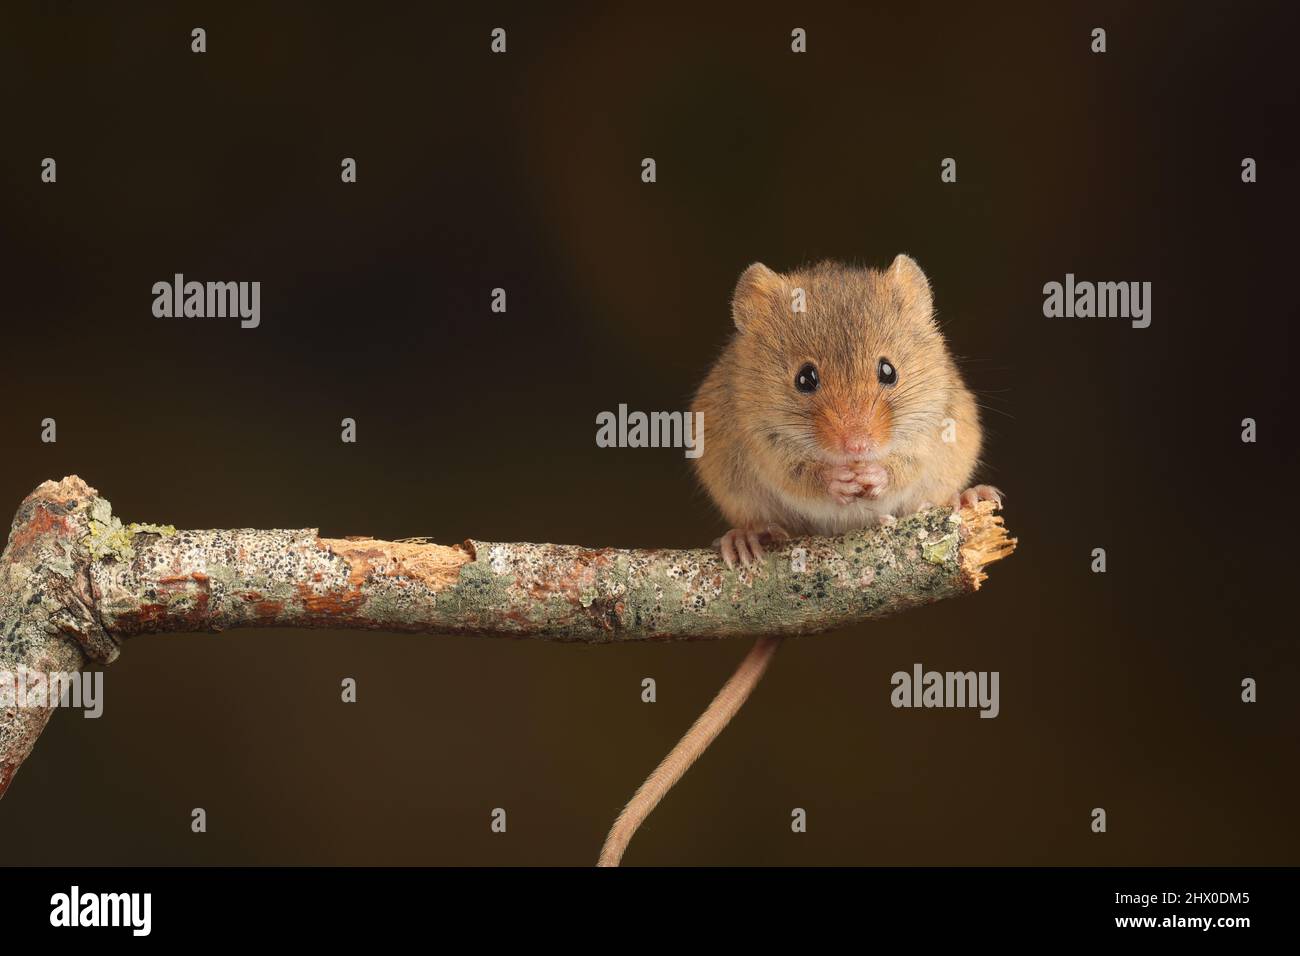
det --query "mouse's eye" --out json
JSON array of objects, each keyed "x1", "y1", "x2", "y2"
[
  {"x1": 794, "y1": 363, "x2": 820, "y2": 394},
  {"x1": 877, "y1": 358, "x2": 898, "y2": 386}
]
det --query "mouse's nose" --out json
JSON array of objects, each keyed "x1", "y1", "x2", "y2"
[{"x1": 841, "y1": 434, "x2": 873, "y2": 456}]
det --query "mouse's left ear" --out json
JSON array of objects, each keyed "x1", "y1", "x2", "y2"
[
  {"x1": 889, "y1": 254, "x2": 935, "y2": 319},
  {"x1": 732, "y1": 262, "x2": 786, "y2": 332}
]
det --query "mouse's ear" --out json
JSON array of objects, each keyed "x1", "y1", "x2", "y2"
[
  {"x1": 888, "y1": 254, "x2": 934, "y2": 317},
  {"x1": 732, "y1": 262, "x2": 785, "y2": 331}
]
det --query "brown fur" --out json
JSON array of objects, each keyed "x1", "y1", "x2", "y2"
[
  {"x1": 598, "y1": 256, "x2": 990, "y2": 866},
  {"x1": 693, "y1": 255, "x2": 982, "y2": 535}
]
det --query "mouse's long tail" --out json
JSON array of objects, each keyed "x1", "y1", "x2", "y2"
[{"x1": 596, "y1": 635, "x2": 782, "y2": 867}]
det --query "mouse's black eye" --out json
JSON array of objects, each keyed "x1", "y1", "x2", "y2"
[
  {"x1": 794, "y1": 363, "x2": 820, "y2": 394},
  {"x1": 877, "y1": 358, "x2": 898, "y2": 386}
]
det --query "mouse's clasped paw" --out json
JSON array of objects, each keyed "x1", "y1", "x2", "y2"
[
  {"x1": 852, "y1": 462, "x2": 889, "y2": 500},
  {"x1": 950, "y1": 485, "x2": 1004, "y2": 510},
  {"x1": 821, "y1": 462, "x2": 888, "y2": 504},
  {"x1": 715, "y1": 524, "x2": 789, "y2": 569}
]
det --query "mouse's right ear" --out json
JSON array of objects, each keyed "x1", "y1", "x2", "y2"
[
  {"x1": 889, "y1": 254, "x2": 935, "y2": 318},
  {"x1": 731, "y1": 262, "x2": 784, "y2": 331}
]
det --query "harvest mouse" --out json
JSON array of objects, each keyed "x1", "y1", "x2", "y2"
[{"x1": 598, "y1": 255, "x2": 1001, "y2": 865}]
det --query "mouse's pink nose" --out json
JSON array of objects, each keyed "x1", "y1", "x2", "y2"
[{"x1": 841, "y1": 435, "x2": 872, "y2": 456}]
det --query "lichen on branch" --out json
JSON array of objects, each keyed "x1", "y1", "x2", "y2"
[{"x1": 0, "y1": 476, "x2": 1016, "y2": 798}]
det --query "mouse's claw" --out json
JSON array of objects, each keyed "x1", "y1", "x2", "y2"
[
  {"x1": 715, "y1": 525, "x2": 789, "y2": 569},
  {"x1": 949, "y1": 485, "x2": 1004, "y2": 510}
]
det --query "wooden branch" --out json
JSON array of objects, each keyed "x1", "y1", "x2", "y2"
[{"x1": 0, "y1": 475, "x2": 1016, "y2": 799}]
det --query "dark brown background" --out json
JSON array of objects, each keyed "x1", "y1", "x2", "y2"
[{"x1": 0, "y1": 1, "x2": 1295, "y2": 865}]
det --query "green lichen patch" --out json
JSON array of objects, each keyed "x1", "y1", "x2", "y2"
[
  {"x1": 922, "y1": 531, "x2": 959, "y2": 565},
  {"x1": 82, "y1": 498, "x2": 176, "y2": 563}
]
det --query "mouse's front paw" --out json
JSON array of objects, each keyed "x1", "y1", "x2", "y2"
[
  {"x1": 851, "y1": 462, "x2": 889, "y2": 500},
  {"x1": 714, "y1": 525, "x2": 788, "y2": 569},
  {"x1": 949, "y1": 485, "x2": 1004, "y2": 510},
  {"x1": 822, "y1": 465, "x2": 872, "y2": 505},
  {"x1": 823, "y1": 462, "x2": 888, "y2": 503}
]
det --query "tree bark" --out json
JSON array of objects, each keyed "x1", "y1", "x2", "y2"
[{"x1": 0, "y1": 475, "x2": 1015, "y2": 798}]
